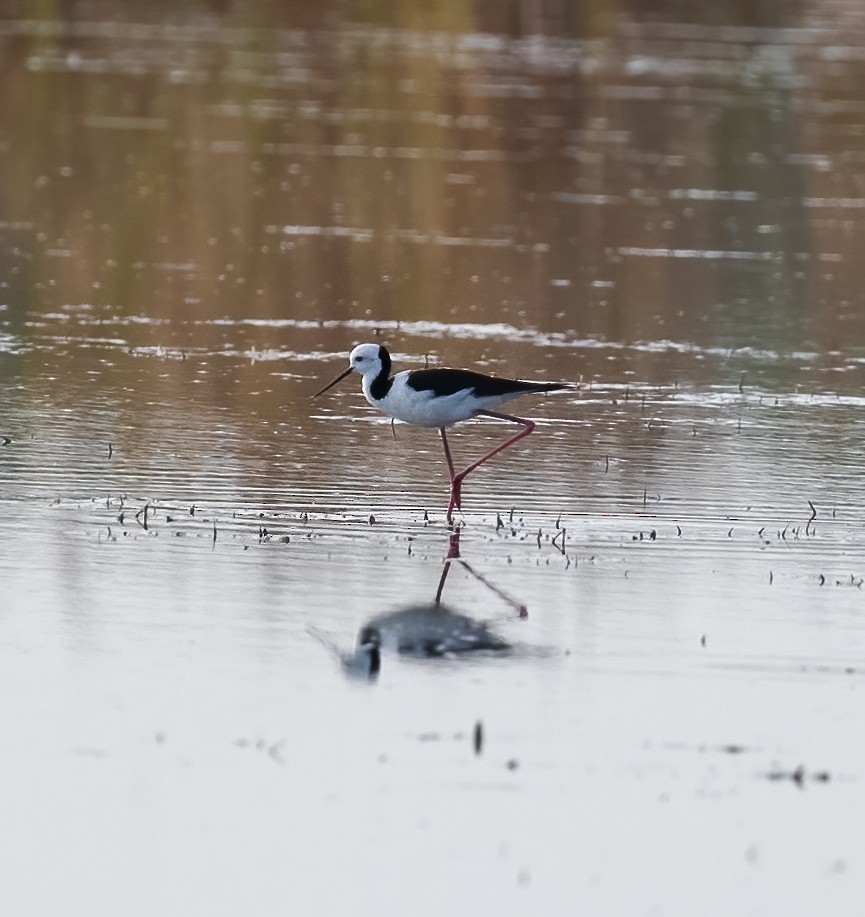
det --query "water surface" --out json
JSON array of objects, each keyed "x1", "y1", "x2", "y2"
[{"x1": 2, "y1": 4, "x2": 865, "y2": 915}]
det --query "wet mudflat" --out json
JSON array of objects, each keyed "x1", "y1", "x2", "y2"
[{"x1": 2, "y1": 3, "x2": 865, "y2": 915}]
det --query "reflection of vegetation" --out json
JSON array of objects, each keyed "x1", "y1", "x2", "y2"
[
  {"x1": 709, "y1": 96, "x2": 810, "y2": 350},
  {"x1": 621, "y1": 0, "x2": 802, "y2": 28},
  {"x1": 0, "y1": 1, "x2": 863, "y2": 355}
]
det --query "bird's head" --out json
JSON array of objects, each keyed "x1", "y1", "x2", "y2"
[{"x1": 313, "y1": 343, "x2": 391, "y2": 396}]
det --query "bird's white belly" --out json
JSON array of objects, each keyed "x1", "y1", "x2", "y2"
[{"x1": 366, "y1": 382, "x2": 500, "y2": 428}]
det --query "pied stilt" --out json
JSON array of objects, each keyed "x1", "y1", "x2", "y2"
[{"x1": 314, "y1": 343, "x2": 569, "y2": 521}]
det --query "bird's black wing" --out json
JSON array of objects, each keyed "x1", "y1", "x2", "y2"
[{"x1": 405, "y1": 368, "x2": 560, "y2": 398}]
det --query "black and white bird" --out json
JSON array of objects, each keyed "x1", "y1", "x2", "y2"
[
  {"x1": 350, "y1": 604, "x2": 511, "y2": 678},
  {"x1": 314, "y1": 343, "x2": 569, "y2": 520}
]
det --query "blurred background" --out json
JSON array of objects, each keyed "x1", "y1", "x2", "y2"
[{"x1": 3, "y1": 0, "x2": 865, "y2": 362}]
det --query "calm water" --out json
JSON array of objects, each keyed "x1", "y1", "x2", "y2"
[{"x1": 2, "y1": 4, "x2": 865, "y2": 915}]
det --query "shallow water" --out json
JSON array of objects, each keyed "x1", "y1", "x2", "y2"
[{"x1": 2, "y1": 4, "x2": 865, "y2": 915}]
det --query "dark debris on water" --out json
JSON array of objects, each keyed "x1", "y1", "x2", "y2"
[{"x1": 766, "y1": 765, "x2": 831, "y2": 788}]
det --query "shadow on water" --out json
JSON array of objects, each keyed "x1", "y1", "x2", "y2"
[{"x1": 312, "y1": 527, "x2": 525, "y2": 681}]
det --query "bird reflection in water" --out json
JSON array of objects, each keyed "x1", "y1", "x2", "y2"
[{"x1": 318, "y1": 528, "x2": 527, "y2": 681}]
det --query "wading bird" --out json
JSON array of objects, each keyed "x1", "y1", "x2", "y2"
[{"x1": 314, "y1": 343, "x2": 569, "y2": 522}]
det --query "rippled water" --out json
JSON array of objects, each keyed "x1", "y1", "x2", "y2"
[{"x1": 2, "y1": 4, "x2": 865, "y2": 916}]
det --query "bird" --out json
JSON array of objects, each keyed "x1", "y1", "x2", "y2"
[
  {"x1": 309, "y1": 603, "x2": 510, "y2": 681},
  {"x1": 313, "y1": 343, "x2": 569, "y2": 521}
]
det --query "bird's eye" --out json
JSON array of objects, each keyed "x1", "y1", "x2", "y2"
[{"x1": 356, "y1": 356, "x2": 364, "y2": 362}]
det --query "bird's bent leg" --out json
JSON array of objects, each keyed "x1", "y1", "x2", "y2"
[
  {"x1": 451, "y1": 411, "x2": 536, "y2": 497},
  {"x1": 444, "y1": 412, "x2": 536, "y2": 522},
  {"x1": 457, "y1": 557, "x2": 528, "y2": 619}
]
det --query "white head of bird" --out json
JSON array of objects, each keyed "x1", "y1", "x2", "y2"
[
  {"x1": 313, "y1": 342, "x2": 392, "y2": 401},
  {"x1": 344, "y1": 343, "x2": 388, "y2": 382}
]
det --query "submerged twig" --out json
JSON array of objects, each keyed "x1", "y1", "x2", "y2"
[
  {"x1": 134, "y1": 501, "x2": 151, "y2": 530},
  {"x1": 551, "y1": 527, "x2": 567, "y2": 555},
  {"x1": 806, "y1": 500, "x2": 817, "y2": 536}
]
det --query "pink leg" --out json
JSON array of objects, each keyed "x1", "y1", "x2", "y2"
[
  {"x1": 439, "y1": 427, "x2": 456, "y2": 482},
  {"x1": 440, "y1": 427, "x2": 465, "y2": 520},
  {"x1": 434, "y1": 528, "x2": 463, "y2": 605},
  {"x1": 458, "y1": 557, "x2": 528, "y2": 619},
  {"x1": 434, "y1": 526, "x2": 527, "y2": 617},
  {"x1": 439, "y1": 427, "x2": 460, "y2": 522},
  {"x1": 446, "y1": 410, "x2": 536, "y2": 522}
]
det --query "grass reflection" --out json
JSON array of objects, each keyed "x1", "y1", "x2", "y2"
[{"x1": 0, "y1": 2, "x2": 864, "y2": 354}]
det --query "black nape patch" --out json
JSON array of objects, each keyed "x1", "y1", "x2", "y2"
[
  {"x1": 370, "y1": 346, "x2": 393, "y2": 400},
  {"x1": 377, "y1": 345, "x2": 392, "y2": 377}
]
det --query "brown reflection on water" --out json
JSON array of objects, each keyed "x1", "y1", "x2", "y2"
[{"x1": 2, "y1": 3, "x2": 865, "y2": 354}]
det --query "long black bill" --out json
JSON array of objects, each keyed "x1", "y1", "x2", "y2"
[{"x1": 313, "y1": 365, "x2": 354, "y2": 397}]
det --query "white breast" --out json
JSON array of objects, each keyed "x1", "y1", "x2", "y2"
[{"x1": 362, "y1": 371, "x2": 502, "y2": 428}]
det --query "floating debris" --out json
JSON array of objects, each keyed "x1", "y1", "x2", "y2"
[{"x1": 767, "y1": 765, "x2": 831, "y2": 787}]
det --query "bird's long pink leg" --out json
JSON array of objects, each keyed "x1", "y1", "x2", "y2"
[
  {"x1": 446, "y1": 410, "x2": 536, "y2": 522},
  {"x1": 440, "y1": 428, "x2": 464, "y2": 521},
  {"x1": 439, "y1": 427, "x2": 456, "y2": 482}
]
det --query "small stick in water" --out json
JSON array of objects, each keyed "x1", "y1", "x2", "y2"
[
  {"x1": 473, "y1": 721, "x2": 483, "y2": 756},
  {"x1": 551, "y1": 528, "x2": 566, "y2": 555},
  {"x1": 135, "y1": 502, "x2": 151, "y2": 530},
  {"x1": 806, "y1": 500, "x2": 817, "y2": 536}
]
